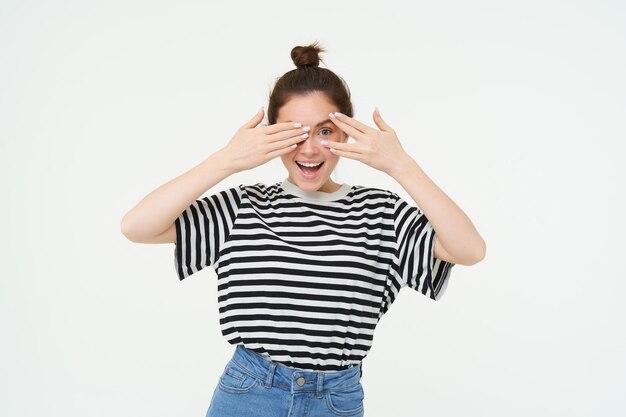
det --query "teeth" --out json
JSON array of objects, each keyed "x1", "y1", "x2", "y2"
[{"x1": 297, "y1": 161, "x2": 323, "y2": 168}]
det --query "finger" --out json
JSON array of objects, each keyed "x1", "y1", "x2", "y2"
[
  {"x1": 323, "y1": 141, "x2": 365, "y2": 155},
  {"x1": 267, "y1": 128, "x2": 310, "y2": 144},
  {"x1": 372, "y1": 107, "x2": 394, "y2": 132},
  {"x1": 262, "y1": 121, "x2": 305, "y2": 135},
  {"x1": 328, "y1": 145, "x2": 364, "y2": 161},
  {"x1": 329, "y1": 113, "x2": 367, "y2": 141},
  {"x1": 266, "y1": 139, "x2": 301, "y2": 159},
  {"x1": 242, "y1": 107, "x2": 265, "y2": 129},
  {"x1": 331, "y1": 112, "x2": 375, "y2": 135}
]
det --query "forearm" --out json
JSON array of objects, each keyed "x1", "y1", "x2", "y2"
[
  {"x1": 121, "y1": 149, "x2": 235, "y2": 241},
  {"x1": 390, "y1": 156, "x2": 486, "y2": 264}
]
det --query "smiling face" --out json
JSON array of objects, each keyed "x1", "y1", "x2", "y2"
[{"x1": 277, "y1": 92, "x2": 348, "y2": 193}]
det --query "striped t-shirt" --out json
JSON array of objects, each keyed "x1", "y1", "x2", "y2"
[{"x1": 174, "y1": 178, "x2": 455, "y2": 372}]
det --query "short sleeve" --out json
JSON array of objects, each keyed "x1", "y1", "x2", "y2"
[
  {"x1": 174, "y1": 185, "x2": 244, "y2": 281},
  {"x1": 389, "y1": 193, "x2": 455, "y2": 301}
]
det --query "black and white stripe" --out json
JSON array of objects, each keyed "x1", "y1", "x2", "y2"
[
  {"x1": 174, "y1": 187, "x2": 243, "y2": 279},
  {"x1": 174, "y1": 180, "x2": 455, "y2": 371}
]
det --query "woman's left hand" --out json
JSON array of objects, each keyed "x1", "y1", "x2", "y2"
[{"x1": 323, "y1": 109, "x2": 413, "y2": 175}]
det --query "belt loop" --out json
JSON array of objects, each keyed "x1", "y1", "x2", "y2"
[
  {"x1": 317, "y1": 372, "x2": 324, "y2": 399},
  {"x1": 265, "y1": 362, "x2": 277, "y2": 388}
]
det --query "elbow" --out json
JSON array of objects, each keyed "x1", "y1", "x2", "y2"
[
  {"x1": 120, "y1": 214, "x2": 137, "y2": 242},
  {"x1": 458, "y1": 238, "x2": 486, "y2": 266},
  {"x1": 470, "y1": 239, "x2": 486, "y2": 265},
  {"x1": 448, "y1": 238, "x2": 486, "y2": 266}
]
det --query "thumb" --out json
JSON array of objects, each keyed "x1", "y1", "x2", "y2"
[
  {"x1": 242, "y1": 106, "x2": 265, "y2": 129},
  {"x1": 373, "y1": 107, "x2": 392, "y2": 132}
]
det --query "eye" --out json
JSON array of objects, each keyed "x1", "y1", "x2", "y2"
[{"x1": 319, "y1": 128, "x2": 333, "y2": 136}]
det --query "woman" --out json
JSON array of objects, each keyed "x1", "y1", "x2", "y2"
[{"x1": 121, "y1": 42, "x2": 485, "y2": 417}]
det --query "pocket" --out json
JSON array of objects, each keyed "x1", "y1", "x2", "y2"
[
  {"x1": 217, "y1": 362, "x2": 260, "y2": 394},
  {"x1": 325, "y1": 383, "x2": 365, "y2": 416}
]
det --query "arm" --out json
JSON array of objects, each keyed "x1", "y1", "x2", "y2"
[
  {"x1": 390, "y1": 157, "x2": 486, "y2": 266},
  {"x1": 120, "y1": 149, "x2": 235, "y2": 243},
  {"x1": 321, "y1": 109, "x2": 485, "y2": 266}
]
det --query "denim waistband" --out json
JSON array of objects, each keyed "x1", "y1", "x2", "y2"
[{"x1": 227, "y1": 345, "x2": 363, "y2": 398}]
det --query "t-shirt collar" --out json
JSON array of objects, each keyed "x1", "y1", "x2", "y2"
[{"x1": 280, "y1": 177, "x2": 352, "y2": 202}]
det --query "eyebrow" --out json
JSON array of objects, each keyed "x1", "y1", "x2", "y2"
[{"x1": 287, "y1": 119, "x2": 332, "y2": 128}]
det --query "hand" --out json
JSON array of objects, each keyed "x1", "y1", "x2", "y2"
[
  {"x1": 220, "y1": 108, "x2": 310, "y2": 173},
  {"x1": 322, "y1": 108, "x2": 412, "y2": 175}
]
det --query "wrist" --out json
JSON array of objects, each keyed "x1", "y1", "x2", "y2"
[
  {"x1": 200, "y1": 149, "x2": 236, "y2": 178},
  {"x1": 389, "y1": 154, "x2": 418, "y2": 178}
]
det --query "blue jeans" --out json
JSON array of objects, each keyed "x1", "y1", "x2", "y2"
[{"x1": 206, "y1": 345, "x2": 365, "y2": 417}]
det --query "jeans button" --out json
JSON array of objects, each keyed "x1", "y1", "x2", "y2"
[{"x1": 296, "y1": 377, "x2": 305, "y2": 386}]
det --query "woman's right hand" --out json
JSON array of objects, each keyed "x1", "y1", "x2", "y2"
[{"x1": 219, "y1": 108, "x2": 310, "y2": 173}]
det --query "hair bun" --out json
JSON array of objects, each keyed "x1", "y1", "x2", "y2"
[{"x1": 291, "y1": 41, "x2": 326, "y2": 68}]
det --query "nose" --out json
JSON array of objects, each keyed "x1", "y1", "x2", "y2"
[{"x1": 297, "y1": 133, "x2": 323, "y2": 153}]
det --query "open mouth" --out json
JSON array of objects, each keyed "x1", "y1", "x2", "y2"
[{"x1": 296, "y1": 161, "x2": 324, "y2": 178}]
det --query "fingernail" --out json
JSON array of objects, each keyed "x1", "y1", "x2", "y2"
[
  {"x1": 321, "y1": 140, "x2": 329, "y2": 145},
  {"x1": 329, "y1": 112, "x2": 336, "y2": 119},
  {"x1": 375, "y1": 106, "x2": 380, "y2": 115},
  {"x1": 293, "y1": 122, "x2": 302, "y2": 128},
  {"x1": 301, "y1": 126, "x2": 310, "y2": 132},
  {"x1": 334, "y1": 112, "x2": 343, "y2": 118},
  {"x1": 259, "y1": 106, "x2": 264, "y2": 113}
]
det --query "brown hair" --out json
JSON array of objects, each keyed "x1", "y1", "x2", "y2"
[{"x1": 267, "y1": 41, "x2": 354, "y2": 125}]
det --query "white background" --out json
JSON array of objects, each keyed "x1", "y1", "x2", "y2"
[{"x1": 2, "y1": 1, "x2": 624, "y2": 416}]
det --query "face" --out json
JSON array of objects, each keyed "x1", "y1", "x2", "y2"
[{"x1": 277, "y1": 92, "x2": 349, "y2": 193}]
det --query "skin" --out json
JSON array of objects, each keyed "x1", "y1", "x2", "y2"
[
  {"x1": 277, "y1": 92, "x2": 349, "y2": 193},
  {"x1": 321, "y1": 105, "x2": 487, "y2": 265},
  {"x1": 274, "y1": 91, "x2": 485, "y2": 264}
]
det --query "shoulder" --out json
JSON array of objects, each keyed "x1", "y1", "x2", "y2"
[
  {"x1": 237, "y1": 182, "x2": 282, "y2": 203},
  {"x1": 239, "y1": 182, "x2": 275, "y2": 193},
  {"x1": 350, "y1": 184, "x2": 397, "y2": 201}
]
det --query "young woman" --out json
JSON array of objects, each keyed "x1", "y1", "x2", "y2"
[{"x1": 121, "y1": 42, "x2": 485, "y2": 417}]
